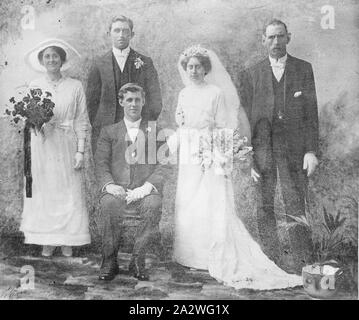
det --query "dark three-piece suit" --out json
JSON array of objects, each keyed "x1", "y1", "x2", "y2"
[
  {"x1": 94, "y1": 120, "x2": 169, "y2": 272},
  {"x1": 86, "y1": 48, "x2": 163, "y2": 152},
  {"x1": 240, "y1": 54, "x2": 319, "y2": 269}
]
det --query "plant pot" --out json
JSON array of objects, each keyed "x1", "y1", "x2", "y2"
[{"x1": 302, "y1": 264, "x2": 344, "y2": 299}]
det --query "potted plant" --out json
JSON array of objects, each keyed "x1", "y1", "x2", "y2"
[{"x1": 285, "y1": 206, "x2": 350, "y2": 299}]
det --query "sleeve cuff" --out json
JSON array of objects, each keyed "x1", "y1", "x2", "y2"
[
  {"x1": 144, "y1": 181, "x2": 157, "y2": 193},
  {"x1": 101, "y1": 181, "x2": 115, "y2": 193}
]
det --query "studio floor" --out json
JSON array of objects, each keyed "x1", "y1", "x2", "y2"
[{"x1": 0, "y1": 252, "x2": 356, "y2": 300}]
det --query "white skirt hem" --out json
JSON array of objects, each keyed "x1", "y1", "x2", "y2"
[{"x1": 23, "y1": 232, "x2": 91, "y2": 246}]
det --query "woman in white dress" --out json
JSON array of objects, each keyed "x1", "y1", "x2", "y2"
[
  {"x1": 20, "y1": 39, "x2": 91, "y2": 257},
  {"x1": 173, "y1": 45, "x2": 303, "y2": 290}
]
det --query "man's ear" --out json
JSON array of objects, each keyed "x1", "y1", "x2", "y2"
[
  {"x1": 261, "y1": 34, "x2": 266, "y2": 46},
  {"x1": 130, "y1": 31, "x2": 135, "y2": 40},
  {"x1": 118, "y1": 99, "x2": 124, "y2": 107},
  {"x1": 286, "y1": 32, "x2": 291, "y2": 44}
]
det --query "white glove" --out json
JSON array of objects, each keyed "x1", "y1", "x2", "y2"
[
  {"x1": 105, "y1": 184, "x2": 126, "y2": 198},
  {"x1": 303, "y1": 152, "x2": 319, "y2": 177},
  {"x1": 126, "y1": 182, "x2": 153, "y2": 204},
  {"x1": 251, "y1": 168, "x2": 260, "y2": 182},
  {"x1": 74, "y1": 152, "x2": 84, "y2": 170}
]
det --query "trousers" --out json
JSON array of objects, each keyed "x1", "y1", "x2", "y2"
[
  {"x1": 257, "y1": 129, "x2": 314, "y2": 267},
  {"x1": 99, "y1": 193, "x2": 162, "y2": 261}
]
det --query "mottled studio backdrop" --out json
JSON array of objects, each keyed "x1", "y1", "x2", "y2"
[{"x1": 0, "y1": 0, "x2": 358, "y2": 270}]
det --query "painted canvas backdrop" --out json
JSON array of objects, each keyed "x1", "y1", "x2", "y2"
[{"x1": 0, "y1": 0, "x2": 358, "y2": 260}]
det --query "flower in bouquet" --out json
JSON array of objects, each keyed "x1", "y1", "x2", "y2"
[
  {"x1": 212, "y1": 128, "x2": 236, "y2": 175},
  {"x1": 4, "y1": 88, "x2": 55, "y2": 134},
  {"x1": 3, "y1": 88, "x2": 55, "y2": 198},
  {"x1": 233, "y1": 129, "x2": 253, "y2": 160},
  {"x1": 197, "y1": 128, "x2": 253, "y2": 174},
  {"x1": 198, "y1": 129, "x2": 213, "y2": 172}
]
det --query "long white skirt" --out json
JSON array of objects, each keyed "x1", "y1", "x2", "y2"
[
  {"x1": 20, "y1": 126, "x2": 90, "y2": 246},
  {"x1": 173, "y1": 161, "x2": 302, "y2": 290}
]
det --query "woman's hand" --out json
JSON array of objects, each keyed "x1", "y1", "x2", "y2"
[{"x1": 74, "y1": 152, "x2": 84, "y2": 170}]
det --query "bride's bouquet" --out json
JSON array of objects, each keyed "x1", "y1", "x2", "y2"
[
  {"x1": 5, "y1": 88, "x2": 55, "y2": 133},
  {"x1": 199, "y1": 128, "x2": 252, "y2": 175},
  {"x1": 4, "y1": 88, "x2": 55, "y2": 198},
  {"x1": 232, "y1": 129, "x2": 253, "y2": 160}
]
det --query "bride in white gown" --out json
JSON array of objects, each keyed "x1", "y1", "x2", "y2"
[{"x1": 172, "y1": 45, "x2": 302, "y2": 290}]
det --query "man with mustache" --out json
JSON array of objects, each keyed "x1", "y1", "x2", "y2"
[
  {"x1": 239, "y1": 19, "x2": 319, "y2": 274},
  {"x1": 86, "y1": 15, "x2": 163, "y2": 152}
]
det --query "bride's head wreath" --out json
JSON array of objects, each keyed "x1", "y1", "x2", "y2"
[
  {"x1": 178, "y1": 45, "x2": 246, "y2": 131},
  {"x1": 179, "y1": 45, "x2": 211, "y2": 75}
]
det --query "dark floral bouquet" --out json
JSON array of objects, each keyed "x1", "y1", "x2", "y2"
[
  {"x1": 5, "y1": 88, "x2": 55, "y2": 133},
  {"x1": 4, "y1": 88, "x2": 55, "y2": 198}
]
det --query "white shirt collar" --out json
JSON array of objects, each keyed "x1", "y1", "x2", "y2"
[
  {"x1": 269, "y1": 53, "x2": 288, "y2": 66},
  {"x1": 124, "y1": 117, "x2": 142, "y2": 129},
  {"x1": 112, "y1": 46, "x2": 131, "y2": 57}
]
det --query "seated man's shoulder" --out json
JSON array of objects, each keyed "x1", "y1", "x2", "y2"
[
  {"x1": 140, "y1": 120, "x2": 170, "y2": 141},
  {"x1": 101, "y1": 121, "x2": 123, "y2": 135},
  {"x1": 141, "y1": 119, "x2": 161, "y2": 131}
]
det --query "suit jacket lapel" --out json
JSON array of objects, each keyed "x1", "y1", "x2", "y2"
[
  {"x1": 261, "y1": 59, "x2": 275, "y2": 121},
  {"x1": 136, "y1": 120, "x2": 148, "y2": 163},
  {"x1": 284, "y1": 54, "x2": 296, "y2": 105},
  {"x1": 122, "y1": 119, "x2": 148, "y2": 164},
  {"x1": 102, "y1": 51, "x2": 117, "y2": 103},
  {"x1": 126, "y1": 48, "x2": 136, "y2": 83},
  {"x1": 117, "y1": 121, "x2": 128, "y2": 147}
]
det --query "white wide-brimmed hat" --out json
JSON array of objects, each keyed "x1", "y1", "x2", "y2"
[{"x1": 24, "y1": 38, "x2": 81, "y2": 72}]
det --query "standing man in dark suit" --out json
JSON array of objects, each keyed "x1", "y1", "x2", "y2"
[
  {"x1": 87, "y1": 15, "x2": 163, "y2": 152},
  {"x1": 94, "y1": 83, "x2": 168, "y2": 281},
  {"x1": 239, "y1": 19, "x2": 319, "y2": 273}
]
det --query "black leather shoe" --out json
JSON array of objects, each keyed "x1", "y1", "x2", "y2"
[
  {"x1": 98, "y1": 259, "x2": 120, "y2": 281},
  {"x1": 129, "y1": 256, "x2": 149, "y2": 281}
]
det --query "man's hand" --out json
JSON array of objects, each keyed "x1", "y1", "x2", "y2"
[
  {"x1": 74, "y1": 152, "x2": 84, "y2": 170},
  {"x1": 303, "y1": 152, "x2": 319, "y2": 177},
  {"x1": 126, "y1": 182, "x2": 153, "y2": 204},
  {"x1": 251, "y1": 168, "x2": 260, "y2": 182},
  {"x1": 105, "y1": 184, "x2": 126, "y2": 198}
]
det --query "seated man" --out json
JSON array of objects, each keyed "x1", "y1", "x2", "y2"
[{"x1": 94, "y1": 83, "x2": 169, "y2": 281}]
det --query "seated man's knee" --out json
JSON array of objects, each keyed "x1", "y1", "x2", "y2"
[
  {"x1": 142, "y1": 194, "x2": 162, "y2": 211},
  {"x1": 100, "y1": 194, "x2": 126, "y2": 212},
  {"x1": 141, "y1": 194, "x2": 162, "y2": 222}
]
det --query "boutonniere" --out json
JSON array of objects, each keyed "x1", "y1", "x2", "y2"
[
  {"x1": 146, "y1": 126, "x2": 151, "y2": 133},
  {"x1": 294, "y1": 91, "x2": 302, "y2": 98},
  {"x1": 134, "y1": 56, "x2": 145, "y2": 69}
]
